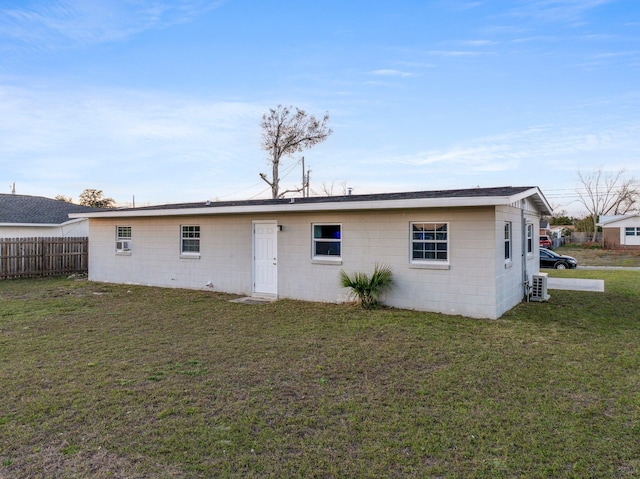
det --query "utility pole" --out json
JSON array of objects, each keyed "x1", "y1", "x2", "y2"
[
  {"x1": 301, "y1": 157, "x2": 311, "y2": 198},
  {"x1": 301, "y1": 157, "x2": 305, "y2": 197}
]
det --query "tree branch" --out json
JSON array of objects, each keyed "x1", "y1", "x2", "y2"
[{"x1": 259, "y1": 172, "x2": 273, "y2": 188}]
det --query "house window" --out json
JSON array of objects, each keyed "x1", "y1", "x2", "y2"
[
  {"x1": 411, "y1": 223, "x2": 448, "y2": 262},
  {"x1": 116, "y1": 226, "x2": 132, "y2": 252},
  {"x1": 312, "y1": 224, "x2": 341, "y2": 259},
  {"x1": 504, "y1": 222, "x2": 512, "y2": 261},
  {"x1": 526, "y1": 223, "x2": 534, "y2": 255},
  {"x1": 181, "y1": 225, "x2": 200, "y2": 254},
  {"x1": 626, "y1": 227, "x2": 640, "y2": 236}
]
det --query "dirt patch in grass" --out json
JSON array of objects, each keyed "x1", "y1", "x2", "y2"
[
  {"x1": 3, "y1": 442, "x2": 185, "y2": 479},
  {"x1": 1, "y1": 274, "x2": 640, "y2": 478}
]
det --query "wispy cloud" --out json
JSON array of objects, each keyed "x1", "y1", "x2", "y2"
[
  {"x1": 458, "y1": 39, "x2": 497, "y2": 46},
  {"x1": 368, "y1": 69, "x2": 414, "y2": 78},
  {"x1": 575, "y1": 50, "x2": 640, "y2": 70},
  {"x1": 425, "y1": 50, "x2": 487, "y2": 57},
  {"x1": 0, "y1": 0, "x2": 223, "y2": 50},
  {"x1": 593, "y1": 50, "x2": 640, "y2": 59},
  {"x1": 0, "y1": 83, "x2": 265, "y2": 201},
  {"x1": 508, "y1": 35, "x2": 559, "y2": 44},
  {"x1": 376, "y1": 123, "x2": 640, "y2": 175},
  {"x1": 508, "y1": 0, "x2": 614, "y2": 26},
  {"x1": 448, "y1": 2, "x2": 485, "y2": 12}
]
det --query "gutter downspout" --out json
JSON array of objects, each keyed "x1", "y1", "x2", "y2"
[{"x1": 521, "y1": 200, "x2": 529, "y2": 301}]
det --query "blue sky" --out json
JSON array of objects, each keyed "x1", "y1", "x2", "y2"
[{"x1": 1, "y1": 0, "x2": 639, "y2": 214}]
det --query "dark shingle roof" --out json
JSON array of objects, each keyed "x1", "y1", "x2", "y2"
[
  {"x1": 114, "y1": 186, "x2": 537, "y2": 212},
  {"x1": 0, "y1": 194, "x2": 101, "y2": 224}
]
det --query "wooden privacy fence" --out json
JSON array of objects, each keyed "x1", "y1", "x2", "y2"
[{"x1": 0, "y1": 237, "x2": 88, "y2": 279}]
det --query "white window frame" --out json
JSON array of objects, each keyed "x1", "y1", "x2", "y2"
[
  {"x1": 504, "y1": 222, "x2": 512, "y2": 263},
  {"x1": 312, "y1": 224, "x2": 342, "y2": 261},
  {"x1": 116, "y1": 226, "x2": 132, "y2": 253},
  {"x1": 410, "y1": 222, "x2": 449, "y2": 265},
  {"x1": 526, "y1": 223, "x2": 534, "y2": 256},
  {"x1": 626, "y1": 227, "x2": 640, "y2": 236},
  {"x1": 180, "y1": 225, "x2": 201, "y2": 256}
]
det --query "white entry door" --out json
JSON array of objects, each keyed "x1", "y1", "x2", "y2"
[{"x1": 253, "y1": 221, "x2": 278, "y2": 295}]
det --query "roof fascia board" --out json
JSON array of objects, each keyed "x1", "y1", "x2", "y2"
[
  {"x1": 70, "y1": 193, "x2": 545, "y2": 219},
  {"x1": 0, "y1": 218, "x2": 87, "y2": 227},
  {"x1": 510, "y1": 187, "x2": 553, "y2": 215},
  {"x1": 598, "y1": 214, "x2": 640, "y2": 226},
  {"x1": 1, "y1": 222, "x2": 63, "y2": 227}
]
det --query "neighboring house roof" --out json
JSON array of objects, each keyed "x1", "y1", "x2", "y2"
[
  {"x1": 71, "y1": 186, "x2": 552, "y2": 219},
  {"x1": 0, "y1": 194, "x2": 100, "y2": 225},
  {"x1": 598, "y1": 214, "x2": 640, "y2": 227}
]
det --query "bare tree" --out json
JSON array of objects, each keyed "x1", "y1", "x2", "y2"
[
  {"x1": 79, "y1": 189, "x2": 115, "y2": 208},
  {"x1": 260, "y1": 105, "x2": 332, "y2": 199},
  {"x1": 576, "y1": 167, "x2": 639, "y2": 241},
  {"x1": 318, "y1": 180, "x2": 348, "y2": 196}
]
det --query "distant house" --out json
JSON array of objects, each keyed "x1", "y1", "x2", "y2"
[
  {"x1": 70, "y1": 186, "x2": 553, "y2": 319},
  {"x1": 0, "y1": 194, "x2": 98, "y2": 238},
  {"x1": 598, "y1": 214, "x2": 640, "y2": 249},
  {"x1": 539, "y1": 218, "x2": 551, "y2": 236}
]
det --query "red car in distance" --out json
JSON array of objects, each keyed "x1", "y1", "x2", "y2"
[{"x1": 539, "y1": 235, "x2": 552, "y2": 248}]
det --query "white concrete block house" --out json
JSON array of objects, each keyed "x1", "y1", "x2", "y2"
[
  {"x1": 71, "y1": 186, "x2": 552, "y2": 319},
  {"x1": 599, "y1": 214, "x2": 640, "y2": 249}
]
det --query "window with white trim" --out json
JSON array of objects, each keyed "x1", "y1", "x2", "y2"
[
  {"x1": 504, "y1": 222, "x2": 512, "y2": 261},
  {"x1": 526, "y1": 223, "x2": 534, "y2": 255},
  {"x1": 626, "y1": 227, "x2": 640, "y2": 236},
  {"x1": 411, "y1": 222, "x2": 448, "y2": 262},
  {"x1": 312, "y1": 224, "x2": 341, "y2": 259},
  {"x1": 181, "y1": 225, "x2": 200, "y2": 254},
  {"x1": 116, "y1": 226, "x2": 132, "y2": 252}
]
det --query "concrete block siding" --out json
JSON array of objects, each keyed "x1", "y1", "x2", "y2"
[{"x1": 88, "y1": 203, "x2": 540, "y2": 319}]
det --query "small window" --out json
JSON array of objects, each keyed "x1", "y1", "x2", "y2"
[
  {"x1": 504, "y1": 222, "x2": 512, "y2": 261},
  {"x1": 312, "y1": 224, "x2": 341, "y2": 258},
  {"x1": 116, "y1": 226, "x2": 132, "y2": 252},
  {"x1": 181, "y1": 225, "x2": 200, "y2": 254},
  {"x1": 626, "y1": 227, "x2": 639, "y2": 236},
  {"x1": 411, "y1": 222, "x2": 448, "y2": 262},
  {"x1": 527, "y1": 223, "x2": 534, "y2": 255}
]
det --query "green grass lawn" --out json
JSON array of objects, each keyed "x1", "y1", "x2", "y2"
[
  {"x1": 1, "y1": 272, "x2": 640, "y2": 478},
  {"x1": 555, "y1": 244, "x2": 640, "y2": 267}
]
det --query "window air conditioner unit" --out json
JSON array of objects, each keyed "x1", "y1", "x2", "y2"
[
  {"x1": 116, "y1": 240, "x2": 131, "y2": 251},
  {"x1": 530, "y1": 273, "x2": 550, "y2": 302}
]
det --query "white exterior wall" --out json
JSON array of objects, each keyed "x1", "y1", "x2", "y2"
[
  {"x1": 276, "y1": 207, "x2": 498, "y2": 318},
  {"x1": 494, "y1": 200, "x2": 541, "y2": 318},
  {"x1": 89, "y1": 215, "x2": 253, "y2": 293},
  {"x1": 88, "y1": 204, "x2": 541, "y2": 319},
  {"x1": 616, "y1": 217, "x2": 640, "y2": 246},
  {"x1": 0, "y1": 219, "x2": 89, "y2": 238}
]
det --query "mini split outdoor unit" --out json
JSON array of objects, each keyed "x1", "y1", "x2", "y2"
[{"x1": 530, "y1": 273, "x2": 550, "y2": 302}]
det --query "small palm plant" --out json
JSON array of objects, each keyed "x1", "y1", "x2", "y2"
[{"x1": 339, "y1": 263, "x2": 393, "y2": 309}]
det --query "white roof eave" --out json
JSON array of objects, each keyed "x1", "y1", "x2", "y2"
[
  {"x1": 511, "y1": 186, "x2": 553, "y2": 215},
  {"x1": 598, "y1": 214, "x2": 640, "y2": 226},
  {"x1": 69, "y1": 189, "x2": 549, "y2": 219},
  {"x1": 0, "y1": 218, "x2": 86, "y2": 227}
]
